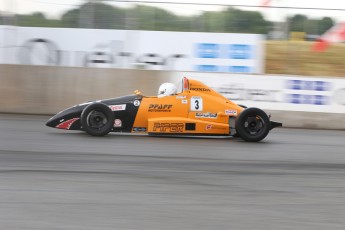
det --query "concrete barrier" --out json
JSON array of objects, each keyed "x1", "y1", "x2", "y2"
[
  {"x1": 0, "y1": 64, "x2": 175, "y2": 114},
  {"x1": 267, "y1": 110, "x2": 345, "y2": 130},
  {"x1": 1, "y1": 64, "x2": 344, "y2": 130}
]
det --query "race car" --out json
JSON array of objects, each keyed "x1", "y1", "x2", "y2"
[{"x1": 46, "y1": 77, "x2": 282, "y2": 142}]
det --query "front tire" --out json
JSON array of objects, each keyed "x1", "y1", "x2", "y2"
[
  {"x1": 81, "y1": 103, "x2": 114, "y2": 136},
  {"x1": 235, "y1": 107, "x2": 270, "y2": 142}
]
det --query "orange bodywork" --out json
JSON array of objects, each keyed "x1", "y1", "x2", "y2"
[{"x1": 132, "y1": 77, "x2": 244, "y2": 135}]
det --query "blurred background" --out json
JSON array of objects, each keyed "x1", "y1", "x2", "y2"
[
  {"x1": 1, "y1": 2, "x2": 345, "y2": 230},
  {"x1": 1, "y1": 0, "x2": 345, "y2": 76},
  {"x1": 0, "y1": 0, "x2": 345, "y2": 122}
]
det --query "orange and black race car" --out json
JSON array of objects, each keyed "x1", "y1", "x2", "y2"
[{"x1": 46, "y1": 77, "x2": 282, "y2": 142}]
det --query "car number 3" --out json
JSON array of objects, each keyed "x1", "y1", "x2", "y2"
[
  {"x1": 195, "y1": 100, "x2": 199, "y2": 110},
  {"x1": 191, "y1": 96, "x2": 203, "y2": 111}
]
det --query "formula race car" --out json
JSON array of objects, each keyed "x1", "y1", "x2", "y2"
[{"x1": 46, "y1": 77, "x2": 282, "y2": 142}]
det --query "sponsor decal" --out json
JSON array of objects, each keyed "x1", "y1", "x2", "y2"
[
  {"x1": 285, "y1": 94, "x2": 329, "y2": 105},
  {"x1": 195, "y1": 65, "x2": 251, "y2": 73},
  {"x1": 109, "y1": 104, "x2": 126, "y2": 111},
  {"x1": 225, "y1": 109, "x2": 237, "y2": 116},
  {"x1": 197, "y1": 43, "x2": 220, "y2": 58},
  {"x1": 132, "y1": 127, "x2": 147, "y2": 132},
  {"x1": 194, "y1": 43, "x2": 257, "y2": 73},
  {"x1": 190, "y1": 87, "x2": 211, "y2": 92},
  {"x1": 9, "y1": 28, "x2": 262, "y2": 74},
  {"x1": 56, "y1": 118, "x2": 79, "y2": 130},
  {"x1": 133, "y1": 100, "x2": 141, "y2": 106},
  {"x1": 153, "y1": 123, "x2": 184, "y2": 132},
  {"x1": 286, "y1": 80, "x2": 330, "y2": 91},
  {"x1": 195, "y1": 112, "x2": 217, "y2": 118},
  {"x1": 114, "y1": 119, "x2": 122, "y2": 127},
  {"x1": 148, "y1": 104, "x2": 173, "y2": 112},
  {"x1": 206, "y1": 124, "x2": 212, "y2": 130},
  {"x1": 182, "y1": 100, "x2": 188, "y2": 104},
  {"x1": 229, "y1": 44, "x2": 252, "y2": 59},
  {"x1": 216, "y1": 85, "x2": 280, "y2": 102},
  {"x1": 176, "y1": 95, "x2": 186, "y2": 99},
  {"x1": 285, "y1": 80, "x2": 331, "y2": 105}
]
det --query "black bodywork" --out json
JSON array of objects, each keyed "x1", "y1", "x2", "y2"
[{"x1": 46, "y1": 95, "x2": 142, "y2": 132}]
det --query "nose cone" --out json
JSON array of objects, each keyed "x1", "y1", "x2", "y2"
[
  {"x1": 46, "y1": 113, "x2": 82, "y2": 130},
  {"x1": 45, "y1": 105, "x2": 83, "y2": 130},
  {"x1": 45, "y1": 113, "x2": 64, "y2": 128},
  {"x1": 46, "y1": 117, "x2": 56, "y2": 127}
]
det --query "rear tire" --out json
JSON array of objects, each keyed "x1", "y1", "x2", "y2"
[
  {"x1": 81, "y1": 103, "x2": 114, "y2": 136},
  {"x1": 236, "y1": 107, "x2": 270, "y2": 142}
]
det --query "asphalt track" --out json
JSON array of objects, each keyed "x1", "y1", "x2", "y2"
[{"x1": 0, "y1": 114, "x2": 345, "y2": 230}]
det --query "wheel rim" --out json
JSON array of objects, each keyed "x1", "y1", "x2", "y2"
[
  {"x1": 243, "y1": 115, "x2": 265, "y2": 136},
  {"x1": 86, "y1": 110, "x2": 108, "y2": 129}
]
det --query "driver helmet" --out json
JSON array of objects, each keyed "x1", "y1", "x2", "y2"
[{"x1": 158, "y1": 83, "x2": 177, "y2": 98}]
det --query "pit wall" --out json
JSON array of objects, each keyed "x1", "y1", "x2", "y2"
[{"x1": 1, "y1": 64, "x2": 344, "y2": 130}]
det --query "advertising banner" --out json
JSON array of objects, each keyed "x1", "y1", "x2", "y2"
[
  {"x1": 0, "y1": 26, "x2": 264, "y2": 74},
  {"x1": 186, "y1": 73, "x2": 345, "y2": 113}
]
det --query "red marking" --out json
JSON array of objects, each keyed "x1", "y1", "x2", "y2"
[
  {"x1": 261, "y1": 0, "x2": 271, "y2": 7},
  {"x1": 56, "y1": 118, "x2": 79, "y2": 130},
  {"x1": 183, "y1": 77, "x2": 189, "y2": 91},
  {"x1": 312, "y1": 22, "x2": 345, "y2": 52},
  {"x1": 339, "y1": 23, "x2": 345, "y2": 40},
  {"x1": 206, "y1": 124, "x2": 212, "y2": 130},
  {"x1": 312, "y1": 39, "x2": 329, "y2": 52}
]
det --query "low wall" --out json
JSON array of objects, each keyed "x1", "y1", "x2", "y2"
[
  {"x1": 0, "y1": 64, "x2": 175, "y2": 114},
  {"x1": 1, "y1": 64, "x2": 344, "y2": 130}
]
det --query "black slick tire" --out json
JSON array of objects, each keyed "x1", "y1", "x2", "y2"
[
  {"x1": 81, "y1": 103, "x2": 114, "y2": 136},
  {"x1": 235, "y1": 107, "x2": 270, "y2": 142}
]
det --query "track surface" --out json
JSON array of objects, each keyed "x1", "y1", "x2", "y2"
[{"x1": 1, "y1": 114, "x2": 345, "y2": 230}]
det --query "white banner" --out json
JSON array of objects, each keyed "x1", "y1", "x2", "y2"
[
  {"x1": 0, "y1": 26, "x2": 264, "y2": 74},
  {"x1": 182, "y1": 73, "x2": 345, "y2": 113}
]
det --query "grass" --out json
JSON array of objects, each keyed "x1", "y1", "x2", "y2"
[{"x1": 265, "y1": 41, "x2": 345, "y2": 77}]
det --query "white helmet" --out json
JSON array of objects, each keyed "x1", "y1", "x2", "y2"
[{"x1": 158, "y1": 83, "x2": 177, "y2": 98}]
